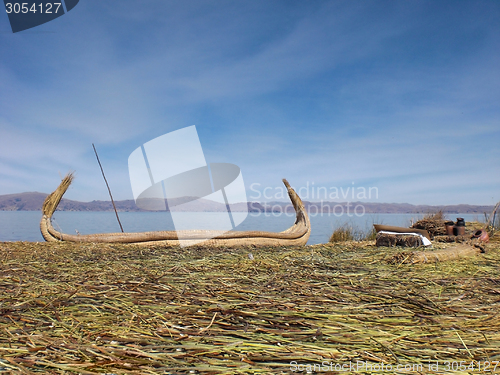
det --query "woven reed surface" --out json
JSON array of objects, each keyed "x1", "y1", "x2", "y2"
[{"x1": 0, "y1": 240, "x2": 499, "y2": 374}]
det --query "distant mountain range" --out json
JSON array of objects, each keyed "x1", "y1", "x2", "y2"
[{"x1": 0, "y1": 191, "x2": 494, "y2": 214}]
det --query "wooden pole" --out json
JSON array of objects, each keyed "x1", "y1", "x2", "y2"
[
  {"x1": 484, "y1": 200, "x2": 500, "y2": 230},
  {"x1": 92, "y1": 144, "x2": 124, "y2": 233}
]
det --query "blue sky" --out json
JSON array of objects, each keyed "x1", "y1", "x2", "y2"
[{"x1": 1, "y1": 0, "x2": 499, "y2": 205}]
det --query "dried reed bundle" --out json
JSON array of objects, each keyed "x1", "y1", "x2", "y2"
[
  {"x1": 41, "y1": 172, "x2": 74, "y2": 217},
  {"x1": 411, "y1": 212, "x2": 446, "y2": 238},
  {"x1": 376, "y1": 233, "x2": 423, "y2": 248},
  {"x1": 389, "y1": 244, "x2": 483, "y2": 265}
]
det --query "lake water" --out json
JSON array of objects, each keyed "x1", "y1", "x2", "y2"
[{"x1": 0, "y1": 211, "x2": 485, "y2": 245}]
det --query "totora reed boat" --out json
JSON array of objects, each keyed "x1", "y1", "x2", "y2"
[{"x1": 40, "y1": 173, "x2": 311, "y2": 247}]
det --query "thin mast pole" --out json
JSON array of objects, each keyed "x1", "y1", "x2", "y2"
[
  {"x1": 485, "y1": 200, "x2": 500, "y2": 229},
  {"x1": 92, "y1": 143, "x2": 124, "y2": 233}
]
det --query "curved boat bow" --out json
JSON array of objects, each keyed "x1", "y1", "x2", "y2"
[{"x1": 40, "y1": 173, "x2": 311, "y2": 247}]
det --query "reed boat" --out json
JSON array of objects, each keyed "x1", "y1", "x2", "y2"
[{"x1": 40, "y1": 173, "x2": 311, "y2": 247}]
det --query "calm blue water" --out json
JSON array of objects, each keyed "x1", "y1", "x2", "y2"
[{"x1": 0, "y1": 211, "x2": 484, "y2": 245}]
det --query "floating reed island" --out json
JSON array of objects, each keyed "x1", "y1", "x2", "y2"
[{"x1": 0, "y1": 236, "x2": 499, "y2": 374}]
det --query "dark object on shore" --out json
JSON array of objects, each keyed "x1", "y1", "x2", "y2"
[
  {"x1": 445, "y1": 221, "x2": 455, "y2": 236},
  {"x1": 376, "y1": 233, "x2": 423, "y2": 248},
  {"x1": 435, "y1": 227, "x2": 489, "y2": 244},
  {"x1": 473, "y1": 229, "x2": 490, "y2": 243},
  {"x1": 454, "y1": 217, "x2": 466, "y2": 236},
  {"x1": 40, "y1": 173, "x2": 311, "y2": 247}
]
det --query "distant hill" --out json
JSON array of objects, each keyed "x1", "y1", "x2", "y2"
[
  {"x1": 0, "y1": 192, "x2": 231, "y2": 212},
  {"x1": 249, "y1": 201, "x2": 494, "y2": 215},
  {"x1": 0, "y1": 192, "x2": 48, "y2": 211},
  {"x1": 0, "y1": 191, "x2": 494, "y2": 214}
]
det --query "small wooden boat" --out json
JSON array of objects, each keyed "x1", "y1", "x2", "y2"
[{"x1": 40, "y1": 173, "x2": 311, "y2": 247}]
